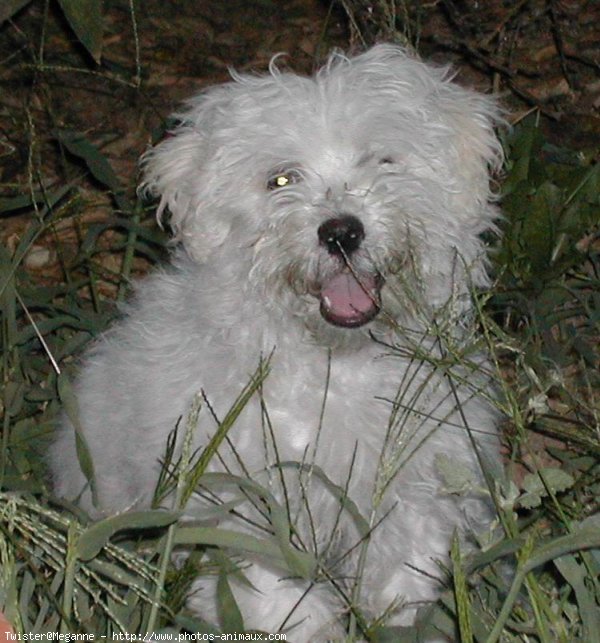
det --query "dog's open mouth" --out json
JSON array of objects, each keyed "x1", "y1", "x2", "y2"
[{"x1": 319, "y1": 271, "x2": 382, "y2": 328}]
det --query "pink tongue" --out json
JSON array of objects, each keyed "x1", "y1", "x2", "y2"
[{"x1": 320, "y1": 272, "x2": 380, "y2": 327}]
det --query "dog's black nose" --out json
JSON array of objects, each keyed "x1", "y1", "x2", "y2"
[{"x1": 318, "y1": 215, "x2": 365, "y2": 256}]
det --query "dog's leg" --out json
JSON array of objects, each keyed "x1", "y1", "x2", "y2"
[{"x1": 188, "y1": 562, "x2": 346, "y2": 640}]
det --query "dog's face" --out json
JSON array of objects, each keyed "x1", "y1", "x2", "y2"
[{"x1": 142, "y1": 46, "x2": 502, "y2": 338}]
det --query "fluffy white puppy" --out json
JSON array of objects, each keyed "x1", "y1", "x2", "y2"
[{"x1": 49, "y1": 45, "x2": 503, "y2": 640}]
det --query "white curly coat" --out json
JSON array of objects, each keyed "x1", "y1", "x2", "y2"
[{"x1": 49, "y1": 45, "x2": 503, "y2": 640}]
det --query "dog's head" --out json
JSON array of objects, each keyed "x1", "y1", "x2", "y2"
[{"x1": 142, "y1": 45, "x2": 502, "y2": 338}]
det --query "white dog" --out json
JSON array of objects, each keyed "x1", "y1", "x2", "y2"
[{"x1": 49, "y1": 45, "x2": 503, "y2": 640}]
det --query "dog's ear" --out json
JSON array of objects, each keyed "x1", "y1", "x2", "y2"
[
  {"x1": 140, "y1": 90, "x2": 235, "y2": 263},
  {"x1": 429, "y1": 85, "x2": 504, "y2": 291},
  {"x1": 436, "y1": 84, "x2": 504, "y2": 211}
]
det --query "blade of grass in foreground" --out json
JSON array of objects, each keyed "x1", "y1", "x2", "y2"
[{"x1": 181, "y1": 355, "x2": 272, "y2": 506}]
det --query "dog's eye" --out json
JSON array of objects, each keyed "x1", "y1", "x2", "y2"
[
  {"x1": 267, "y1": 169, "x2": 302, "y2": 190},
  {"x1": 378, "y1": 157, "x2": 395, "y2": 166}
]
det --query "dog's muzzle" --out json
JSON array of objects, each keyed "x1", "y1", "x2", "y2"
[{"x1": 317, "y1": 215, "x2": 382, "y2": 328}]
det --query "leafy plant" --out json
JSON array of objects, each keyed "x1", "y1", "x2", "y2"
[
  {"x1": 491, "y1": 115, "x2": 600, "y2": 454},
  {"x1": 1, "y1": 0, "x2": 104, "y2": 63}
]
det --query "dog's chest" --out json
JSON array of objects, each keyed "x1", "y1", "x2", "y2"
[{"x1": 227, "y1": 346, "x2": 398, "y2": 471}]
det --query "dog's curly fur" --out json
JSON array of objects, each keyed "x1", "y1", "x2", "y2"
[{"x1": 49, "y1": 45, "x2": 504, "y2": 640}]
